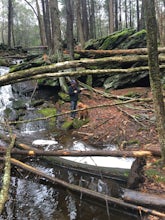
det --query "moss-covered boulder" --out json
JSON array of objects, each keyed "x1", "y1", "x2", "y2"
[
  {"x1": 85, "y1": 28, "x2": 146, "y2": 51},
  {"x1": 58, "y1": 92, "x2": 70, "y2": 102},
  {"x1": 38, "y1": 107, "x2": 57, "y2": 128},
  {"x1": 99, "y1": 29, "x2": 136, "y2": 50},
  {"x1": 61, "y1": 118, "x2": 89, "y2": 130}
]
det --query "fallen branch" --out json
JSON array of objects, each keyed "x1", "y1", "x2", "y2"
[
  {"x1": 0, "y1": 147, "x2": 152, "y2": 158},
  {"x1": 1, "y1": 54, "x2": 165, "y2": 86},
  {"x1": 8, "y1": 97, "x2": 152, "y2": 125},
  {"x1": 0, "y1": 134, "x2": 16, "y2": 214},
  {"x1": 116, "y1": 106, "x2": 146, "y2": 127},
  {"x1": 3, "y1": 157, "x2": 165, "y2": 218},
  {"x1": 74, "y1": 47, "x2": 165, "y2": 56},
  {"x1": 123, "y1": 189, "x2": 165, "y2": 210},
  {"x1": 0, "y1": 133, "x2": 161, "y2": 157}
]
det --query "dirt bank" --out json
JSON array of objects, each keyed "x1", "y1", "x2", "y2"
[{"x1": 62, "y1": 86, "x2": 165, "y2": 195}]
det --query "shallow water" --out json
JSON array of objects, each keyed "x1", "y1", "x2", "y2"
[{"x1": 1, "y1": 160, "x2": 139, "y2": 220}]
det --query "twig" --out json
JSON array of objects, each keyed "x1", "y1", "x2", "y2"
[
  {"x1": 8, "y1": 98, "x2": 152, "y2": 125},
  {"x1": 116, "y1": 106, "x2": 146, "y2": 127}
]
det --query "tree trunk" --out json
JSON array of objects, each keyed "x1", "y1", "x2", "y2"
[
  {"x1": 36, "y1": 0, "x2": 46, "y2": 46},
  {"x1": 49, "y1": 0, "x2": 63, "y2": 61},
  {"x1": 81, "y1": 0, "x2": 89, "y2": 41},
  {"x1": 144, "y1": 0, "x2": 165, "y2": 164},
  {"x1": 109, "y1": 0, "x2": 114, "y2": 34},
  {"x1": 136, "y1": 0, "x2": 140, "y2": 31},
  {"x1": 41, "y1": 0, "x2": 52, "y2": 49},
  {"x1": 75, "y1": 47, "x2": 165, "y2": 57},
  {"x1": 65, "y1": 0, "x2": 74, "y2": 60},
  {"x1": 76, "y1": 0, "x2": 85, "y2": 48},
  {"x1": 2, "y1": 55, "x2": 165, "y2": 86},
  {"x1": 8, "y1": 0, "x2": 13, "y2": 47},
  {"x1": 0, "y1": 147, "x2": 152, "y2": 158},
  {"x1": 123, "y1": 189, "x2": 165, "y2": 210},
  {"x1": 89, "y1": 0, "x2": 95, "y2": 39}
]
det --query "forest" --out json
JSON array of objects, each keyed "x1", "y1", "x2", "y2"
[{"x1": 0, "y1": 0, "x2": 165, "y2": 219}]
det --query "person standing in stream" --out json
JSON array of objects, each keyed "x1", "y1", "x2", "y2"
[{"x1": 68, "y1": 79, "x2": 81, "y2": 119}]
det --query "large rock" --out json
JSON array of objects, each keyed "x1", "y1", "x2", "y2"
[{"x1": 84, "y1": 29, "x2": 149, "y2": 89}]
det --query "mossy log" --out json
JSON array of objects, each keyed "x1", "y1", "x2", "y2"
[
  {"x1": 1, "y1": 55, "x2": 165, "y2": 86},
  {"x1": 75, "y1": 47, "x2": 165, "y2": 58},
  {"x1": 0, "y1": 135, "x2": 16, "y2": 214}
]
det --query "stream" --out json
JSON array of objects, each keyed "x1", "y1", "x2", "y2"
[{"x1": 0, "y1": 66, "x2": 139, "y2": 220}]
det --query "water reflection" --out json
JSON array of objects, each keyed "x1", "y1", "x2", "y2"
[
  {"x1": 0, "y1": 157, "x2": 139, "y2": 220},
  {"x1": 1, "y1": 176, "x2": 138, "y2": 220}
]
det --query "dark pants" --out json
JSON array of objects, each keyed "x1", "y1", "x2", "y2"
[{"x1": 70, "y1": 100, "x2": 77, "y2": 118}]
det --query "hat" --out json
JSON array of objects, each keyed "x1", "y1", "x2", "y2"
[{"x1": 71, "y1": 80, "x2": 76, "y2": 84}]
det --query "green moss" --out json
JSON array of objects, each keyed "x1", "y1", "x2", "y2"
[
  {"x1": 61, "y1": 120, "x2": 73, "y2": 130},
  {"x1": 61, "y1": 118, "x2": 89, "y2": 130},
  {"x1": 38, "y1": 107, "x2": 56, "y2": 127},
  {"x1": 38, "y1": 78, "x2": 59, "y2": 87},
  {"x1": 4, "y1": 108, "x2": 12, "y2": 118},
  {"x1": 0, "y1": 59, "x2": 8, "y2": 66},
  {"x1": 72, "y1": 118, "x2": 89, "y2": 129},
  {"x1": 132, "y1": 29, "x2": 146, "y2": 37},
  {"x1": 58, "y1": 92, "x2": 70, "y2": 102},
  {"x1": 127, "y1": 139, "x2": 139, "y2": 145},
  {"x1": 99, "y1": 29, "x2": 135, "y2": 50},
  {"x1": 124, "y1": 92, "x2": 141, "y2": 98},
  {"x1": 145, "y1": 169, "x2": 165, "y2": 183},
  {"x1": 120, "y1": 29, "x2": 147, "y2": 49}
]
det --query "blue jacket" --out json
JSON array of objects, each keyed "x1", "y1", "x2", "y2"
[{"x1": 68, "y1": 85, "x2": 80, "y2": 102}]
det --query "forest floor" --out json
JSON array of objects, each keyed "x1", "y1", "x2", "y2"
[{"x1": 62, "y1": 86, "x2": 165, "y2": 196}]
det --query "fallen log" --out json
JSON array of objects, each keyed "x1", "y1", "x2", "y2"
[
  {"x1": 2, "y1": 157, "x2": 165, "y2": 218},
  {"x1": 4, "y1": 64, "x2": 165, "y2": 86},
  {"x1": 0, "y1": 135, "x2": 16, "y2": 214},
  {"x1": 74, "y1": 47, "x2": 165, "y2": 57},
  {"x1": 0, "y1": 147, "x2": 153, "y2": 157},
  {"x1": 1, "y1": 55, "x2": 165, "y2": 86},
  {"x1": 123, "y1": 189, "x2": 165, "y2": 210}
]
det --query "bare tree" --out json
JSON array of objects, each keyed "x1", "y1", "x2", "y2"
[
  {"x1": 88, "y1": 0, "x2": 95, "y2": 39},
  {"x1": 8, "y1": 0, "x2": 13, "y2": 47},
  {"x1": 41, "y1": 0, "x2": 51, "y2": 49},
  {"x1": 65, "y1": 0, "x2": 74, "y2": 59},
  {"x1": 49, "y1": 0, "x2": 63, "y2": 61},
  {"x1": 81, "y1": 0, "x2": 89, "y2": 41},
  {"x1": 109, "y1": 0, "x2": 114, "y2": 33},
  {"x1": 36, "y1": 0, "x2": 46, "y2": 46},
  {"x1": 76, "y1": 0, "x2": 85, "y2": 48}
]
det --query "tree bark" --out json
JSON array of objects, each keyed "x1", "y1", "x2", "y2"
[
  {"x1": 123, "y1": 189, "x2": 165, "y2": 210},
  {"x1": 1, "y1": 55, "x2": 165, "y2": 86},
  {"x1": 35, "y1": 0, "x2": 46, "y2": 46},
  {"x1": 144, "y1": 0, "x2": 165, "y2": 164},
  {"x1": 74, "y1": 47, "x2": 165, "y2": 56},
  {"x1": 0, "y1": 135, "x2": 16, "y2": 214},
  {"x1": 49, "y1": 0, "x2": 63, "y2": 61},
  {"x1": 0, "y1": 147, "x2": 152, "y2": 158},
  {"x1": 65, "y1": 0, "x2": 74, "y2": 60},
  {"x1": 8, "y1": 0, "x2": 13, "y2": 47},
  {"x1": 2, "y1": 63, "x2": 165, "y2": 87},
  {"x1": 109, "y1": 0, "x2": 114, "y2": 34},
  {"x1": 76, "y1": 0, "x2": 85, "y2": 48}
]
